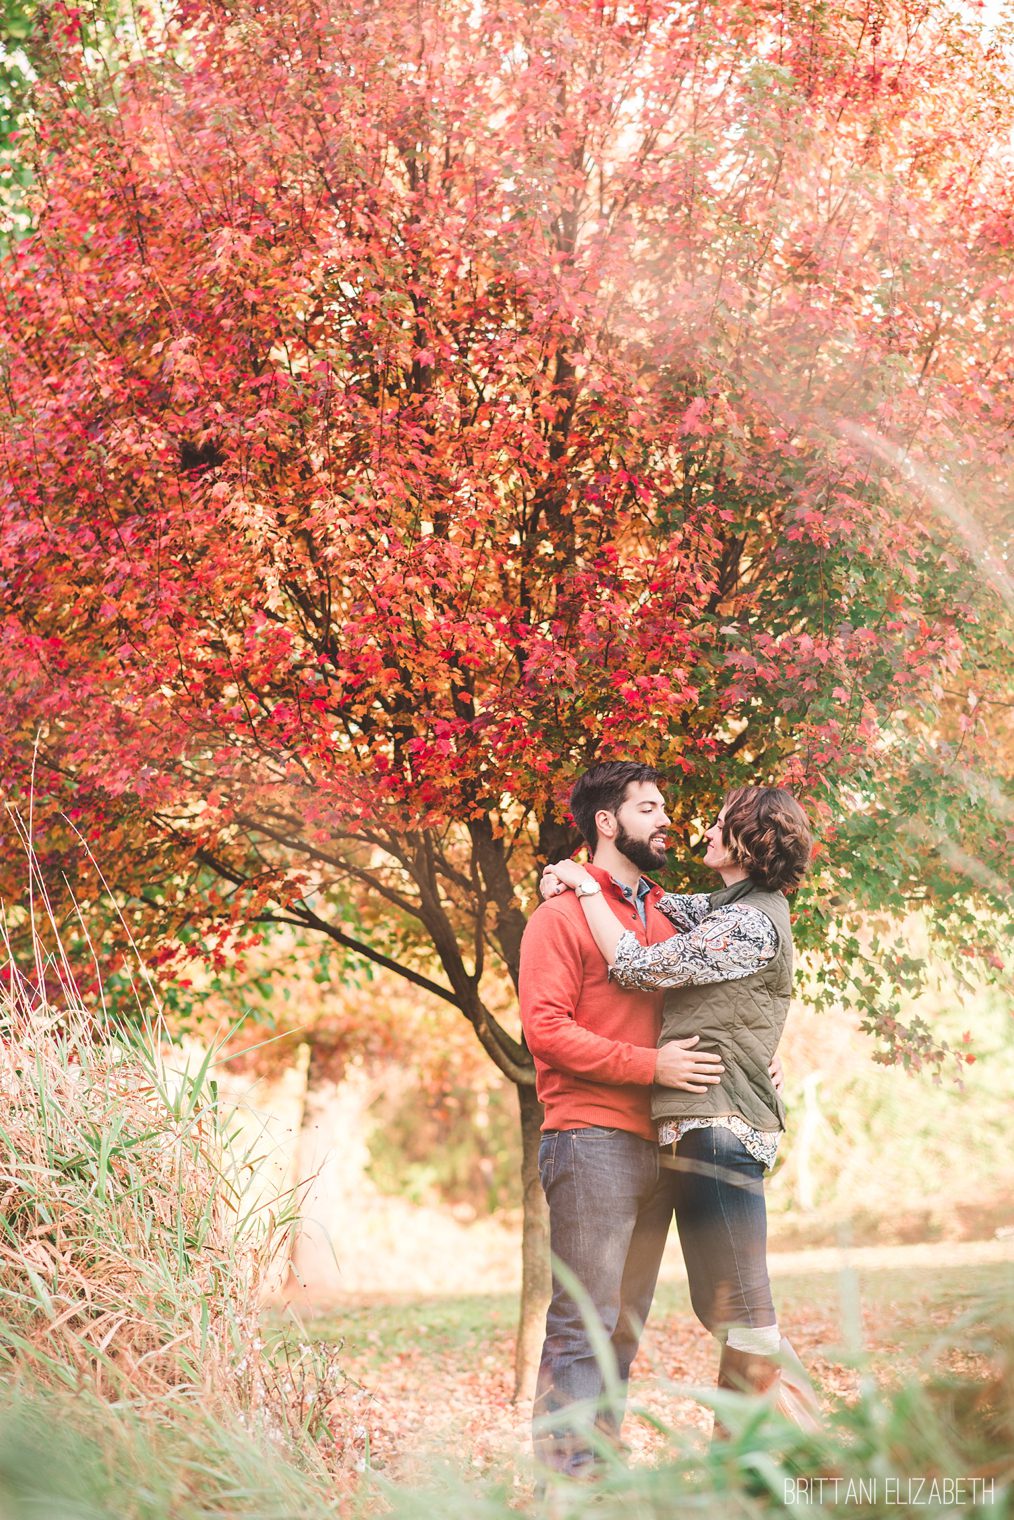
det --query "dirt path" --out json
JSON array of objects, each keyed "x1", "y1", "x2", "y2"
[{"x1": 760, "y1": 1235, "x2": 1014, "y2": 1278}]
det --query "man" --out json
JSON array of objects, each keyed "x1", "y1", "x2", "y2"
[{"x1": 519, "y1": 760, "x2": 725, "y2": 1477}]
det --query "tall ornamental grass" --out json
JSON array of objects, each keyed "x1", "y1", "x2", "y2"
[{"x1": 0, "y1": 874, "x2": 356, "y2": 1500}]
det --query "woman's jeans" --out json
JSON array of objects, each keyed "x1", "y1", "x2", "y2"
[
  {"x1": 533, "y1": 1126, "x2": 672, "y2": 1477},
  {"x1": 667, "y1": 1123, "x2": 776, "y2": 1334}
]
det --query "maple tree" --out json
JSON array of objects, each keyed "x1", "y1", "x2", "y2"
[
  {"x1": 1, "y1": 2, "x2": 126, "y2": 245},
  {"x1": 0, "y1": 0, "x2": 1011, "y2": 1393}
]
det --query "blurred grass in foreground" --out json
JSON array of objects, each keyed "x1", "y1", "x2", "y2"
[
  {"x1": 0, "y1": 1384, "x2": 345, "y2": 1519},
  {"x1": 364, "y1": 1281, "x2": 1012, "y2": 1520},
  {"x1": 0, "y1": 1283, "x2": 1006, "y2": 1518}
]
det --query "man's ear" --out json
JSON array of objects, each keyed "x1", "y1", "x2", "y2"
[{"x1": 595, "y1": 808, "x2": 618, "y2": 841}]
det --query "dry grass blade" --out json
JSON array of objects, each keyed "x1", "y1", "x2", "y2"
[{"x1": 0, "y1": 846, "x2": 354, "y2": 1482}]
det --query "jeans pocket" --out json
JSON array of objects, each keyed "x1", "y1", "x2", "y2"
[
  {"x1": 570, "y1": 1125, "x2": 620, "y2": 1140},
  {"x1": 538, "y1": 1132, "x2": 559, "y2": 1186}
]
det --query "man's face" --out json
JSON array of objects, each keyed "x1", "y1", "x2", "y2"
[{"x1": 607, "y1": 781, "x2": 670, "y2": 873}]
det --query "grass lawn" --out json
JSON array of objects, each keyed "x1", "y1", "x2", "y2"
[
  {"x1": 290, "y1": 1253, "x2": 1012, "y2": 1482},
  {"x1": 304, "y1": 1257, "x2": 1012, "y2": 1374}
]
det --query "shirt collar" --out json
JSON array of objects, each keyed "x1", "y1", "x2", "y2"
[{"x1": 584, "y1": 863, "x2": 660, "y2": 901}]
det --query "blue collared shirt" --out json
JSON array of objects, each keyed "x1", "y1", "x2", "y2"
[{"x1": 612, "y1": 876, "x2": 654, "y2": 927}]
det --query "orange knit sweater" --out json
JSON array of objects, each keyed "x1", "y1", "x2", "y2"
[{"x1": 519, "y1": 864, "x2": 674, "y2": 1141}]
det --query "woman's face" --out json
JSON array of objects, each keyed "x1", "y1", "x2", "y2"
[{"x1": 702, "y1": 808, "x2": 735, "y2": 872}]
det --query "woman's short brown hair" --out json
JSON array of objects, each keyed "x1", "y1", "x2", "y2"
[{"x1": 721, "y1": 786, "x2": 813, "y2": 894}]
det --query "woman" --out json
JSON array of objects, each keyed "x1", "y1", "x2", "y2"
[{"x1": 544, "y1": 784, "x2": 821, "y2": 1432}]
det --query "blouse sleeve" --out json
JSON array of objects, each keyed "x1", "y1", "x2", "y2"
[
  {"x1": 611, "y1": 904, "x2": 778, "y2": 991},
  {"x1": 655, "y1": 892, "x2": 712, "y2": 932}
]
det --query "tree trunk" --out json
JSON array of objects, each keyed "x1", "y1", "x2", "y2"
[{"x1": 514, "y1": 1079, "x2": 551, "y2": 1403}]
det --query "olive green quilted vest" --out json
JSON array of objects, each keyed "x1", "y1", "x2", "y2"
[{"x1": 650, "y1": 877, "x2": 792, "y2": 1133}]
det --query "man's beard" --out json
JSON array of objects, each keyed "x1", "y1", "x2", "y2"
[{"x1": 615, "y1": 822, "x2": 667, "y2": 875}]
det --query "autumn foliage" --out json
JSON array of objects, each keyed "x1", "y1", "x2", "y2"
[
  {"x1": 0, "y1": 3, "x2": 1012, "y2": 1380},
  {"x1": 3, "y1": 0, "x2": 1010, "y2": 1027}
]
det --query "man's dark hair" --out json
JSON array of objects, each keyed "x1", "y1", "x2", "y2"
[{"x1": 569, "y1": 761, "x2": 662, "y2": 851}]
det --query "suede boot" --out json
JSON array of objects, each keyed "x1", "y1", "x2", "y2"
[
  {"x1": 773, "y1": 1336, "x2": 822, "y2": 1434},
  {"x1": 714, "y1": 1336, "x2": 821, "y2": 1441}
]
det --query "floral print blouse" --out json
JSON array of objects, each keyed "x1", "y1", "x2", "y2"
[{"x1": 613, "y1": 889, "x2": 782, "y2": 1170}]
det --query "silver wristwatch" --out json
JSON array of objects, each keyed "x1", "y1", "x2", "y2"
[{"x1": 574, "y1": 878, "x2": 602, "y2": 899}]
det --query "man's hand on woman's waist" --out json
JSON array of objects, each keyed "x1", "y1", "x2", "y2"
[{"x1": 654, "y1": 1036, "x2": 724, "y2": 1093}]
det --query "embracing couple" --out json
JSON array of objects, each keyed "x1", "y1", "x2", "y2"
[{"x1": 519, "y1": 761, "x2": 821, "y2": 1477}]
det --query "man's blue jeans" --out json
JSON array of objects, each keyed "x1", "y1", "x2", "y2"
[{"x1": 533, "y1": 1126, "x2": 673, "y2": 1476}]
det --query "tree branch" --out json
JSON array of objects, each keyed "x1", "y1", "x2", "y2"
[{"x1": 255, "y1": 905, "x2": 464, "y2": 1011}]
